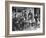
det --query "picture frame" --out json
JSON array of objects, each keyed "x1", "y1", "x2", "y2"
[{"x1": 5, "y1": 1, "x2": 45, "y2": 37}]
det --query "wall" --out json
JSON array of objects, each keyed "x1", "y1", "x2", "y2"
[
  {"x1": 0, "y1": 0, "x2": 5, "y2": 38},
  {"x1": 0, "y1": 0, "x2": 46, "y2": 38}
]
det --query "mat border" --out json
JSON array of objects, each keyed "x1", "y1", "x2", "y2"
[{"x1": 5, "y1": 1, "x2": 45, "y2": 37}]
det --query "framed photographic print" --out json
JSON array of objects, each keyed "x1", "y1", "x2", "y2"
[{"x1": 5, "y1": 1, "x2": 45, "y2": 37}]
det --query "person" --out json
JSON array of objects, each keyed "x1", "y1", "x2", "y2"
[
  {"x1": 26, "y1": 10, "x2": 33, "y2": 27},
  {"x1": 12, "y1": 15, "x2": 19, "y2": 31},
  {"x1": 28, "y1": 10, "x2": 33, "y2": 23},
  {"x1": 22, "y1": 10, "x2": 27, "y2": 20},
  {"x1": 28, "y1": 10, "x2": 33, "y2": 20}
]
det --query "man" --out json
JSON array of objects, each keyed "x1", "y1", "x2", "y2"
[{"x1": 28, "y1": 10, "x2": 33, "y2": 22}]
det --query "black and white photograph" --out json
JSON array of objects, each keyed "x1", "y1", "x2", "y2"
[
  {"x1": 8, "y1": 3, "x2": 44, "y2": 35},
  {"x1": 5, "y1": 1, "x2": 45, "y2": 37},
  {"x1": 5, "y1": 1, "x2": 45, "y2": 36},
  {"x1": 12, "y1": 7, "x2": 40, "y2": 31}
]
